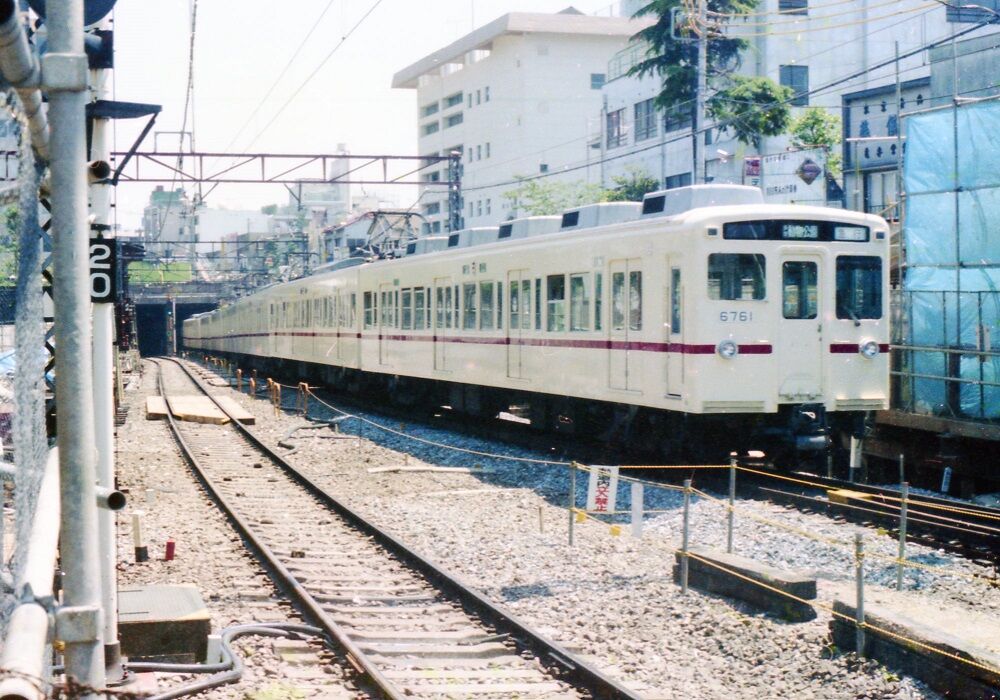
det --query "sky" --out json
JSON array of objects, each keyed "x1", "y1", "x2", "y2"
[{"x1": 109, "y1": 0, "x2": 627, "y2": 231}]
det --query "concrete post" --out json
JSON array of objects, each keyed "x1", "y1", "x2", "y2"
[
  {"x1": 896, "y1": 482, "x2": 908, "y2": 591},
  {"x1": 681, "y1": 478, "x2": 691, "y2": 594},
  {"x1": 46, "y1": 0, "x2": 107, "y2": 692},
  {"x1": 854, "y1": 532, "x2": 866, "y2": 656}
]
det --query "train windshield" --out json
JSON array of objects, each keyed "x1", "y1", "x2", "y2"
[
  {"x1": 724, "y1": 220, "x2": 869, "y2": 242},
  {"x1": 836, "y1": 256, "x2": 882, "y2": 320}
]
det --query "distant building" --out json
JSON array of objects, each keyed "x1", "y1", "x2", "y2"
[
  {"x1": 393, "y1": 7, "x2": 646, "y2": 231},
  {"x1": 141, "y1": 186, "x2": 195, "y2": 260}
]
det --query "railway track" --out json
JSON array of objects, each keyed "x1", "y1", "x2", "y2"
[
  {"x1": 190, "y1": 355, "x2": 1000, "y2": 573},
  {"x1": 154, "y1": 357, "x2": 638, "y2": 700}
]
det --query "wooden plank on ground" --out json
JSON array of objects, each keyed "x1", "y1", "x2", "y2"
[
  {"x1": 145, "y1": 396, "x2": 168, "y2": 421},
  {"x1": 165, "y1": 396, "x2": 230, "y2": 425},
  {"x1": 367, "y1": 466, "x2": 485, "y2": 474},
  {"x1": 214, "y1": 396, "x2": 255, "y2": 425}
]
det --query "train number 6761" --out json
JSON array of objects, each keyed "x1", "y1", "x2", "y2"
[{"x1": 720, "y1": 311, "x2": 752, "y2": 322}]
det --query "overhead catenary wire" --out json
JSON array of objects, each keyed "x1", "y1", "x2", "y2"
[{"x1": 241, "y1": 0, "x2": 386, "y2": 153}]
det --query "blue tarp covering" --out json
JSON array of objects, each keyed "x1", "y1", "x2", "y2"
[{"x1": 903, "y1": 102, "x2": 1000, "y2": 417}]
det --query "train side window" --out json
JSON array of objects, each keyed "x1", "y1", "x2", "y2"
[
  {"x1": 670, "y1": 268, "x2": 681, "y2": 334},
  {"x1": 401, "y1": 289, "x2": 413, "y2": 330},
  {"x1": 497, "y1": 282, "x2": 503, "y2": 330},
  {"x1": 445, "y1": 286, "x2": 453, "y2": 328},
  {"x1": 509, "y1": 282, "x2": 520, "y2": 329},
  {"x1": 521, "y1": 280, "x2": 532, "y2": 330},
  {"x1": 569, "y1": 273, "x2": 591, "y2": 331},
  {"x1": 547, "y1": 274, "x2": 566, "y2": 332},
  {"x1": 707, "y1": 254, "x2": 766, "y2": 300},
  {"x1": 629, "y1": 270, "x2": 642, "y2": 331},
  {"x1": 463, "y1": 283, "x2": 477, "y2": 330},
  {"x1": 534, "y1": 279, "x2": 542, "y2": 330},
  {"x1": 480, "y1": 281, "x2": 495, "y2": 330},
  {"x1": 363, "y1": 292, "x2": 374, "y2": 329},
  {"x1": 435, "y1": 287, "x2": 444, "y2": 329},
  {"x1": 782, "y1": 261, "x2": 818, "y2": 319},
  {"x1": 454, "y1": 285, "x2": 460, "y2": 328},
  {"x1": 611, "y1": 272, "x2": 625, "y2": 330},
  {"x1": 415, "y1": 288, "x2": 426, "y2": 330},
  {"x1": 836, "y1": 256, "x2": 882, "y2": 320},
  {"x1": 351, "y1": 294, "x2": 357, "y2": 326},
  {"x1": 594, "y1": 272, "x2": 603, "y2": 331}
]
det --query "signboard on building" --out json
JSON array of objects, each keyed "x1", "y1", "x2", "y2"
[{"x1": 744, "y1": 148, "x2": 830, "y2": 206}]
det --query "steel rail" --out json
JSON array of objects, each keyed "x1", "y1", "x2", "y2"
[
  {"x1": 153, "y1": 360, "x2": 400, "y2": 700},
  {"x1": 158, "y1": 357, "x2": 640, "y2": 700}
]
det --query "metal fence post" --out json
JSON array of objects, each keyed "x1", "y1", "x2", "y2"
[
  {"x1": 897, "y1": 482, "x2": 909, "y2": 591},
  {"x1": 727, "y1": 453, "x2": 736, "y2": 554},
  {"x1": 855, "y1": 532, "x2": 866, "y2": 656},
  {"x1": 681, "y1": 478, "x2": 692, "y2": 594},
  {"x1": 849, "y1": 436, "x2": 860, "y2": 483},
  {"x1": 568, "y1": 463, "x2": 577, "y2": 546},
  {"x1": 898, "y1": 452, "x2": 905, "y2": 484}
]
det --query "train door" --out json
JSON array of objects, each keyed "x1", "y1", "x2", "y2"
[
  {"x1": 666, "y1": 262, "x2": 684, "y2": 397},
  {"x1": 433, "y1": 277, "x2": 451, "y2": 371},
  {"x1": 778, "y1": 254, "x2": 823, "y2": 399},
  {"x1": 608, "y1": 258, "x2": 641, "y2": 391},
  {"x1": 378, "y1": 282, "x2": 393, "y2": 366},
  {"x1": 506, "y1": 269, "x2": 529, "y2": 378}
]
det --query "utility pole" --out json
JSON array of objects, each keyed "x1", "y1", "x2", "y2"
[
  {"x1": 692, "y1": 0, "x2": 708, "y2": 184},
  {"x1": 88, "y1": 13, "x2": 124, "y2": 682}
]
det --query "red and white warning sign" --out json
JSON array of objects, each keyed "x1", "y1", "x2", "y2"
[{"x1": 586, "y1": 466, "x2": 619, "y2": 513}]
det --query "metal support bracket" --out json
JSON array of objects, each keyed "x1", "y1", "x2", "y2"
[
  {"x1": 55, "y1": 605, "x2": 102, "y2": 644},
  {"x1": 41, "y1": 53, "x2": 87, "y2": 92}
]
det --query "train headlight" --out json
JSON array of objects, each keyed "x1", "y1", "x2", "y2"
[
  {"x1": 717, "y1": 339, "x2": 739, "y2": 359},
  {"x1": 859, "y1": 340, "x2": 880, "y2": 359}
]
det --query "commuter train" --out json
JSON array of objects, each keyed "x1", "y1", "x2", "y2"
[{"x1": 184, "y1": 185, "x2": 890, "y2": 461}]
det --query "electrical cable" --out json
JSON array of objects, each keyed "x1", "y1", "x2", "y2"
[
  {"x1": 461, "y1": 17, "x2": 996, "y2": 193},
  {"x1": 241, "y1": 0, "x2": 385, "y2": 153},
  {"x1": 705, "y1": 0, "x2": 928, "y2": 27}
]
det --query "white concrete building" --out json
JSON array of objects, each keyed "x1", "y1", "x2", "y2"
[
  {"x1": 600, "y1": 0, "x2": 1000, "y2": 206},
  {"x1": 392, "y1": 8, "x2": 648, "y2": 231}
]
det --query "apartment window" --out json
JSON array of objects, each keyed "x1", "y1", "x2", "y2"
[
  {"x1": 431, "y1": 221, "x2": 441, "y2": 233},
  {"x1": 780, "y1": 65, "x2": 809, "y2": 106},
  {"x1": 539, "y1": 163, "x2": 549, "y2": 173},
  {"x1": 424, "y1": 202, "x2": 440, "y2": 216},
  {"x1": 484, "y1": 86, "x2": 490, "y2": 102},
  {"x1": 778, "y1": 0, "x2": 808, "y2": 13},
  {"x1": 606, "y1": 108, "x2": 626, "y2": 148},
  {"x1": 634, "y1": 98, "x2": 657, "y2": 141},
  {"x1": 420, "y1": 101, "x2": 439, "y2": 117},
  {"x1": 485, "y1": 142, "x2": 491, "y2": 158},
  {"x1": 428, "y1": 171, "x2": 440, "y2": 182},
  {"x1": 468, "y1": 202, "x2": 473, "y2": 218},
  {"x1": 591, "y1": 73, "x2": 606, "y2": 90},
  {"x1": 444, "y1": 92, "x2": 463, "y2": 108},
  {"x1": 485, "y1": 198, "x2": 491, "y2": 215},
  {"x1": 476, "y1": 145, "x2": 482, "y2": 160},
  {"x1": 467, "y1": 94, "x2": 472, "y2": 108},
  {"x1": 422, "y1": 122, "x2": 439, "y2": 136},
  {"x1": 476, "y1": 89, "x2": 481, "y2": 105},
  {"x1": 664, "y1": 106, "x2": 692, "y2": 133},
  {"x1": 445, "y1": 113, "x2": 463, "y2": 128},
  {"x1": 665, "y1": 172, "x2": 692, "y2": 189}
]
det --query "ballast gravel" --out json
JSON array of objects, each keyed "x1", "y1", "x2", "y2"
[
  {"x1": 187, "y1": 363, "x2": 1000, "y2": 700},
  {"x1": 114, "y1": 363, "x2": 358, "y2": 699}
]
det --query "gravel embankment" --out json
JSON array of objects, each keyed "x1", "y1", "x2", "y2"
[
  {"x1": 115, "y1": 363, "x2": 358, "y2": 698},
  {"x1": 195, "y1": 362, "x2": 1000, "y2": 699}
]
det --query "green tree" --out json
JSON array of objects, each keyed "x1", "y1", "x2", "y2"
[
  {"x1": 606, "y1": 167, "x2": 661, "y2": 201},
  {"x1": 502, "y1": 178, "x2": 607, "y2": 217},
  {"x1": 628, "y1": 0, "x2": 793, "y2": 147},
  {"x1": 789, "y1": 106, "x2": 842, "y2": 175},
  {"x1": 0, "y1": 206, "x2": 18, "y2": 281}
]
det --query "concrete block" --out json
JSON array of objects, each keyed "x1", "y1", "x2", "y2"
[
  {"x1": 213, "y1": 396, "x2": 255, "y2": 424},
  {"x1": 119, "y1": 584, "x2": 211, "y2": 663},
  {"x1": 165, "y1": 396, "x2": 229, "y2": 425},
  {"x1": 831, "y1": 599, "x2": 1000, "y2": 700},
  {"x1": 145, "y1": 396, "x2": 168, "y2": 420},
  {"x1": 673, "y1": 547, "x2": 817, "y2": 621}
]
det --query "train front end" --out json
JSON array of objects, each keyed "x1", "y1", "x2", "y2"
[{"x1": 685, "y1": 205, "x2": 890, "y2": 460}]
